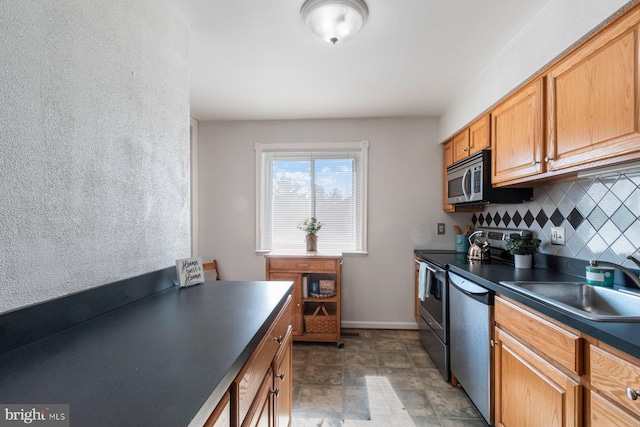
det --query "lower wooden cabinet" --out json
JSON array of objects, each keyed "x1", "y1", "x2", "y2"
[
  {"x1": 202, "y1": 295, "x2": 292, "y2": 427},
  {"x1": 494, "y1": 296, "x2": 582, "y2": 427},
  {"x1": 590, "y1": 344, "x2": 640, "y2": 426},
  {"x1": 494, "y1": 295, "x2": 640, "y2": 425},
  {"x1": 243, "y1": 367, "x2": 274, "y2": 427},
  {"x1": 494, "y1": 327, "x2": 581, "y2": 427},
  {"x1": 204, "y1": 392, "x2": 231, "y2": 427},
  {"x1": 240, "y1": 326, "x2": 293, "y2": 427},
  {"x1": 591, "y1": 390, "x2": 640, "y2": 426},
  {"x1": 273, "y1": 328, "x2": 293, "y2": 427}
]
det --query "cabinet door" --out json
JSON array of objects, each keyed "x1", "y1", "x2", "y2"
[
  {"x1": 494, "y1": 327, "x2": 581, "y2": 427},
  {"x1": 491, "y1": 78, "x2": 545, "y2": 185},
  {"x1": 242, "y1": 368, "x2": 273, "y2": 427},
  {"x1": 442, "y1": 140, "x2": 455, "y2": 212},
  {"x1": 452, "y1": 129, "x2": 471, "y2": 163},
  {"x1": 204, "y1": 392, "x2": 231, "y2": 427},
  {"x1": 269, "y1": 273, "x2": 302, "y2": 336},
  {"x1": 273, "y1": 328, "x2": 292, "y2": 427},
  {"x1": 547, "y1": 11, "x2": 640, "y2": 172},
  {"x1": 469, "y1": 114, "x2": 491, "y2": 156}
]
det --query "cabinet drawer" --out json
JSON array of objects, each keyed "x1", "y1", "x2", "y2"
[
  {"x1": 591, "y1": 345, "x2": 640, "y2": 419},
  {"x1": 234, "y1": 297, "x2": 292, "y2": 424},
  {"x1": 268, "y1": 258, "x2": 337, "y2": 273},
  {"x1": 495, "y1": 296, "x2": 583, "y2": 374},
  {"x1": 591, "y1": 390, "x2": 640, "y2": 426}
]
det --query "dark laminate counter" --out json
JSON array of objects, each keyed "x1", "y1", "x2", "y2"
[
  {"x1": 0, "y1": 280, "x2": 293, "y2": 427},
  {"x1": 415, "y1": 250, "x2": 640, "y2": 360}
]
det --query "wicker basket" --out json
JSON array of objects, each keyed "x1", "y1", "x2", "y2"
[{"x1": 304, "y1": 304, "x2": 337, "y2": 333}]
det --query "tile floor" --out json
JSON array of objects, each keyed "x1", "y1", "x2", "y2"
[{"x1": 292, "y1": 329, "x2": 489, "y2": 427}]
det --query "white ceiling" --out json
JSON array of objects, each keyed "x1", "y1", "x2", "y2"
[{"x1": 170, "y1": 0, "x2": 550, "y2": 122}]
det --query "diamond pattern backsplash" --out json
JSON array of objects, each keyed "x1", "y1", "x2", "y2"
[{"x1": 470, "y1": 174, "x2": 640, "y2": 268}]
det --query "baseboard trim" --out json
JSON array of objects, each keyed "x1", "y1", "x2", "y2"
[{"x1": 341, "y1": 321, "x2": 418, "y2": 330}]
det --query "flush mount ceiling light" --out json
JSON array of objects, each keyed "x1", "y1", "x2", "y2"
[{"x1": 301, "y1": 0, "x2": 369, "y2": 45}]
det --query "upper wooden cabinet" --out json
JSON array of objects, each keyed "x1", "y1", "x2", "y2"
[
  {"x1": 452, "y1": 114, "x2": 491, "y2": 163},
  {"x1": 491, "y1": 78, "x2": 545, "y2": 185},
  {"x1": 546, "y1": 7, "x2": 640, "y2": 172}
]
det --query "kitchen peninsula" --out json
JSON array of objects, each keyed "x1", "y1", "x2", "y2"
[{"x1": 0, "y1": 275, "x2": 293, "y2": 426}]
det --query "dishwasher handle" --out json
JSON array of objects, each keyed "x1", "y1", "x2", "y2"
[{"x1": 449, "y1": 273, "x2": 494, "y2": 305}]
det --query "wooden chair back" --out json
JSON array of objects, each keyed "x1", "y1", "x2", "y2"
[{"x1": 202, "y1": 259, "x2": 221, "y2": 281}]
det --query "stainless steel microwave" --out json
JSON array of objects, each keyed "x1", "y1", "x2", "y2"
[{"x1": 446, "y1": 150, "x2": 532, "y2": 205}]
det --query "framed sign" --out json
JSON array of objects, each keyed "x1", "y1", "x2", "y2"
[
  {"x1": 319, "y1": 279, "x2": 335, "y2": 294},
  {"x1": 175, "y1": 256, "x2": 204, "y2": 287}
]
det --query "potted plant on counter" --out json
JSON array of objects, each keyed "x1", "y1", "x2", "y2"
[
  {"x1": 298, "y1": 217, "x2": 323, "y2": 252},
  {"x1": 505, "y1": 233, "x2": 541, "y2": 269}
]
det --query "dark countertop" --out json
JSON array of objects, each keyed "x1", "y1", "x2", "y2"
[
  {"x1": 0, "y1": 280, "x2": 293, "y2": 427},
  {"x1": 415, "y1": 250, "x2": 640, "y2": 359}
]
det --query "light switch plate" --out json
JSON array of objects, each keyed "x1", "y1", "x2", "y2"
[
  {"x1": 437, "y1": 223, "x2": 445, "y2": 235},
  {"x1": 551, "y1": 227, "x2": 565, "y2": 245}
]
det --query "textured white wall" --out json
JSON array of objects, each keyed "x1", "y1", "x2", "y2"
[
  {"x1": 198, "y1": 118, "x2": 465, "y2": 328},
  {"x1": 439, "y1": 0, "x2": 633, "y2": 141},
  {"x1": 0, "y1": 1, "x2": 191, "y2": 313}
]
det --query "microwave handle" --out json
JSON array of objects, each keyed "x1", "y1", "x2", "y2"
[{"x1": 462, "y1": 167, "x2": 471, "y2": 200}]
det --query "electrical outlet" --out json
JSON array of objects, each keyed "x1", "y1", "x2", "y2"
[
  {"x1": 551, "y1": 227, "x2": 565, "y2": 245},
  {"x1": 437, "y1": 223, "x2": 445, "y2": 235}
]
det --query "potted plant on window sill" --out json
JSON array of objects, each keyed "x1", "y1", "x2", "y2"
[
  {"x1": 505, "y1": 233, "x2": 541, "y2": 269},
  {"x1": 298, "y1": 217, "x2": 323, "y2": 252}
]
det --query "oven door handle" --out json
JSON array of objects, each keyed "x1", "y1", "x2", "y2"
[{"x1": 414, "y1": 259, "x2": 439, "y2": 274}]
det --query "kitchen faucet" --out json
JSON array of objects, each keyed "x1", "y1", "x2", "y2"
[{"x1": 589, "y1": 256, "x2": 640, "y2": 288}]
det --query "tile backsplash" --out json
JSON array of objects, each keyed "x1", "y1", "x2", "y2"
[{"x1": 470, "y1": 174, "x2": 640, "y2": 269}]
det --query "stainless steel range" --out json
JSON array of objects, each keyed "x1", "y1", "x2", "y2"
[
  {"x1": 415, "y1": 228, "x2": 534, "y2": 387},
  {"x1": 415, "y1": 254, "x2": 451, "y2": 381}
]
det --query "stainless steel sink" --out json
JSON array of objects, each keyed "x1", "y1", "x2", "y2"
[{"x1": 498, "y1": 281, "x2": 640, "y2": 322}]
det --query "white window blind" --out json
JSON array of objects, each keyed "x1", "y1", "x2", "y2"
[{"x1": 255, "y1": 141, "x2": 368, "y2": 253}]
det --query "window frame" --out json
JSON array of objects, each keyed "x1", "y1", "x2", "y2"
[{"x1": 255, "y1": 140, "x2": 369, "y2": 254}]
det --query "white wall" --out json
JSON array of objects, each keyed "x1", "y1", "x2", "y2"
[
  {"x1": 0, "y1": 1, "x2": 191, "y2": 313},
  {"x1": 198, "y1": 118, "x2": 464, "y2": 328},
  {"x1": 439, "y1": 0, "x2": 633, "y2": 141}
]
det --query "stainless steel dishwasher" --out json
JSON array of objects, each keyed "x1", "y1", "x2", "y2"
[{"x1": 449, "y1": 271, "x2": 494, "y2": 425}]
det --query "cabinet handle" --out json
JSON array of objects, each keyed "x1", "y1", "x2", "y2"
[
  {"x1": 296, "y1": 303, "x2": 301, "y2": 307},
  {"x1": 270, "y1": 388, "x2": 280, "y2": 397},
  {"x1": 295, "y1": 263, "x2": 310, "y2": 267},
  {"x1": 490, "y1": 339, "x2": 495, "y2": 347},
  {"x1": 276, "y1": 373, "x2": 285, "y2": 380},
  {"x1": 462, "y1": 147, "x2": 469, "y2": 152},
  {"x1": 273, "y1": 335, "x2": 283, "y2": 344},
  {"x1": 532, "y1": 160, "x2": 540, "y2": 165},
  {"x1": 627, "y1": 388, "x2": 640, "y2": 400},
  {"x1": 544, "y1": 156, "x2": 554, "y2": 162}
]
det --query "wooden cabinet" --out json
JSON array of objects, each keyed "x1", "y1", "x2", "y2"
[
  {"x1": 493, "y1": 296, "x2": 582, "y2": 427},
  {"x1": 205, "y1": 392, "x2": 231, "y2": 427},
  {"x1": 230, "y1": 296, "x2": 293, "y2": 427},
  {"x1": 452, "y1": 114, "x2": 491, "y2": 163},
  {"x1": 451, "y1": 129, "x2": 471, "y2": 163},
  {"x1": 242, "y1": 367, "x2": 273, "y2": 427},
  {"x1": 273, "y1": 328, "x2": 293, "y2": 427},
  {"x1": 491, "y1": 78, "x2": 545, "y2": 186},
  {"x1": 266, "y1": 253, "x2": 342, "y2": 346},
  {"x1": 470, "y1": 114, "x2": 491, "y2": 156},
  {"x1": 546, "y1": 7, "x2": 640, "y2": 173},
  {"x1": 590, "y1": 344, "x2": 640, "y2": 425}
]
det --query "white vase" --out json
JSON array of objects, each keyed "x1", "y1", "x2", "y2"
[{"x1": 514, "y1": 254, "x2": 533, "y2": 269}]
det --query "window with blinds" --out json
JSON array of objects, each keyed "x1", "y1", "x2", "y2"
[{"x1": 255, "y1": 141, "x2": 368, "y2": 253}]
